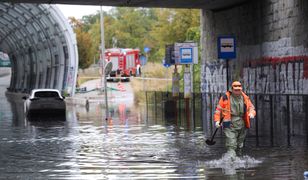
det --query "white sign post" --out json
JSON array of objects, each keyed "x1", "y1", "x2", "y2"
[
  {"x1": 172, "y1": 70, "x2": 180, "y2": 97},
  {"x1": 173, "y1": 42, "x2": 199, "y2": 125},
  {"x1": 184, "y1": 66, "x2": 191, "y2": 99},
  {"x1": 174, "y1": 42, "x2": 198, "y2": 96}
]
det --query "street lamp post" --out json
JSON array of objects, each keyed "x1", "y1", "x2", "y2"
[{"x1": 100, "y1": 6, "x2": 109, "y2": 120}]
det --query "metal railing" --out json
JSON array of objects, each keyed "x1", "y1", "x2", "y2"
[{"x1": 145, "y1": 91, "x2": 308, "y2": 146}]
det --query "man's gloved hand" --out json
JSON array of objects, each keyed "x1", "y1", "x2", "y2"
[
  {"x1": 215, "y1": 121, "x2": 221, "y2": 128},
  {"x1": 249, "y1": 113, "x2": 255, "y2": 119}
]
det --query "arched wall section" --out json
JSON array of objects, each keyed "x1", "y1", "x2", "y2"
[{"x1": 0, "y1": 3, "x2": 78, "y2": 96}]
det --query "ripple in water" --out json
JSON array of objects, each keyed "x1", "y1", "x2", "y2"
[{"x1": 204, "y1": 153, "x2": 263, "y2": 175}]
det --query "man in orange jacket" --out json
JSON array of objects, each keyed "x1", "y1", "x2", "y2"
[{"x1": 214, "y1": 81, "x2": 256, "y2": 158}]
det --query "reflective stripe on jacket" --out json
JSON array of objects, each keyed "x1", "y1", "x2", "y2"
[{"x1": 214, "y1": 91, "x2": 256, "y2": 129}]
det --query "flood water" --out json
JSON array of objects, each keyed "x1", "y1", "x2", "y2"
[{"x1": 0, "y1": 75, "x2": 308, "y2": 179}]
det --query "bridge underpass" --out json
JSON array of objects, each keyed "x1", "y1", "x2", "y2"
[
  {"x1": 0, "y1": 0, "x2": 248, "y2": 96},
  {"x1": 0, "y1": 0, "x2": 307, "y2": 179},
  {"x1": 0, "y1": 3, "x2": 78, "y2": 96},
  {"x1": 0, "y1": 0, "x2": 308, "y2": 135}
]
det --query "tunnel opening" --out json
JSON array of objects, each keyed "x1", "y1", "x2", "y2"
[
  {"x1": 0, "y1": 51, "x2": 11, "y2": 78},
  {"x1": 0, "y1": 3, "x2": 78, "y2": 96}
]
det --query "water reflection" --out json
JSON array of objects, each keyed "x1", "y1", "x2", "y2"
[{"x1": 0, "y1": 92, "x2": 209, "y2": 179}]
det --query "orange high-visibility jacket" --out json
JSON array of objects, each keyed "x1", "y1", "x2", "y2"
[{"x1": 214, "y1": 91, "x2": 256, "y2": 129}]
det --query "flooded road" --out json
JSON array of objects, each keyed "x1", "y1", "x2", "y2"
[{"x1": 0, "y1": 75, "x2": 308, "y2": 179}]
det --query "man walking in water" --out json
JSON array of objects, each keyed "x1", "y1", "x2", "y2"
[{"x1": 214, "y1": 81, "x2": 256, "y2": 158}]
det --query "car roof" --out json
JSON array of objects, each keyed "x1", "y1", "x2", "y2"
[{"x1": 31, "y1": 89, "x2": 61, "y2": 94}]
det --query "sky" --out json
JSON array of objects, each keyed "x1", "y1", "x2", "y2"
[{"x1": 57, "y1": 5, "x2": 112, "y2": 19}]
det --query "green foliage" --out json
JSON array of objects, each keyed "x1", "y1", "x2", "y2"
[
  {"x1": 69, "y1": 17, "x2": 94, "y2": 69},
  {"x1": 77, "y1": 31, "x2": 93, "y2": 69},
  {"x1": 186, "y1": 26, "x2": 201, "y2": 42},
  {"x1": 81, "y1": 13, "x2": 100, "y2": 32},
  {"x1": 71, "y1": 8, "x2": 201, "y2": 73}
]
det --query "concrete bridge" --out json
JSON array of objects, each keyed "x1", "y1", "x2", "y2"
[{"x1": 3, "y1": 0, "x2": 247, "y2": 9}]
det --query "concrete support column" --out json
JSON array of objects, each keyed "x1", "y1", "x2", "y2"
[
  {"x1": 200, "y1": 9, "x2": 215, "y2": 65},
  {"x1": 9, "y1": 55, "x2": 17, "y2": 91},
  {"x1": 19, "y1": 53, "x2": 26, "y2": 91},
  {"x1": 200, "y1": 9, "x2": 216, "y2": 133}
]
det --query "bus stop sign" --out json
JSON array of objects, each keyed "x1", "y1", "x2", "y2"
[
  {"x1": 174, "y1": 42, "x2": 198, "y2": 64},
  {"x1": 218, "y1": 36, "x2": 236, "y2": 59}
]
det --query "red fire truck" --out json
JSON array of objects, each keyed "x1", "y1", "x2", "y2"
[{"x1": 105, "y1": 48, "x2": 141, "y2": 80}]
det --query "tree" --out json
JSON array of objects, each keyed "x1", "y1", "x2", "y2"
[
  {"x1": 110, "y1": 7, "x2": 154, "y2": 49},
  {"x1": 85, "y1": 12, "x2": 117, "y2": 64},
  {"x1": 148, "y1": 8, "x2": 200, "y2": 62},
  {"x1": 70, "y1": 8, "x2": 201, "y2": 67},
  {"x1": 69, "y1": 17, "x2": 94, "y2": 69}
]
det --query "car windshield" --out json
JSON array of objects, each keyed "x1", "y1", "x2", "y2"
[{"x1": 34, "y1": 91, "x2": 60, "y2": 98}]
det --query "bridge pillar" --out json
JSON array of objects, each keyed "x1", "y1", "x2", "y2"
[{"x1": 200, "y1": 0, "x2": 308, "y2": 144}]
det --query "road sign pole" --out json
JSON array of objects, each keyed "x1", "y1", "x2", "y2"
[
  {"x1": 190, "y1": 64, "x2": 194, "y2": 128},
  {"x1": 165, "y1": 66, "x2": 168, "y2": 92},
  {"x1": 226, "y1": 59, "x2": 229, "y2": 90},
  {"x1": 143, "y1": 53, "x2": 147, "y2": 92},
  {"x1": 190, "y1": 64, "x2": 194, "y2": 93},
  {"x1": 142, "y1": 47, "x2": 150, "y2": 92},
  {"x1": 100, "y1": 6, "x2": 109, "y2": 120}
]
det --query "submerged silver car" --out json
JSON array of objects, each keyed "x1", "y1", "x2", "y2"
[{"x1": 23, "y1": 89, "x2": 66, "y2": 118}]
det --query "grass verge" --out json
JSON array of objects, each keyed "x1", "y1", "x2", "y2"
[{"x1": 131, "y1": 63, "x2": 178, "y2": 104}]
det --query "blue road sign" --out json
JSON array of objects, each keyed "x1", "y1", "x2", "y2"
[
  {"x1": 164, "y1": 64, "x2": 171, "y2": 68},
  {"x1": 180, "y1": 48, "x2": 193, "y2": 64},
  {"x1": 144, "y1": 47, "x2": 151, "y2": 53},
  {"x1": 162, "y1": 59, "x2": 171, "y2": 68},
  {"x1": 174, "y1": 43, "x2": 198, "y2": 64},
  {"x1": 218, "y1": 36, "x2": 236, "y2": 59}
]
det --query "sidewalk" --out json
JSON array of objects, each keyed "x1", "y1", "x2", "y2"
[
  {"x1": 0, "y1": 67, "x2": 11, "y2": 78},
  {"x1": 66, "y1": 79, "x2": 134, "y2": 107}
]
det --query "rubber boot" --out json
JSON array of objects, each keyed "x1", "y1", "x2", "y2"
[
  {"x1": 237, "y1": 148, "x2": 243, "y2": 157},
  {"x1": 226, "y1": 148, "x2": 236, "y2": 161}
]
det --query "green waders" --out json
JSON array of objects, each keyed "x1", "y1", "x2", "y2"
[{"x1": 224, "y1": 94, "x2": 246, "y2": 157}]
